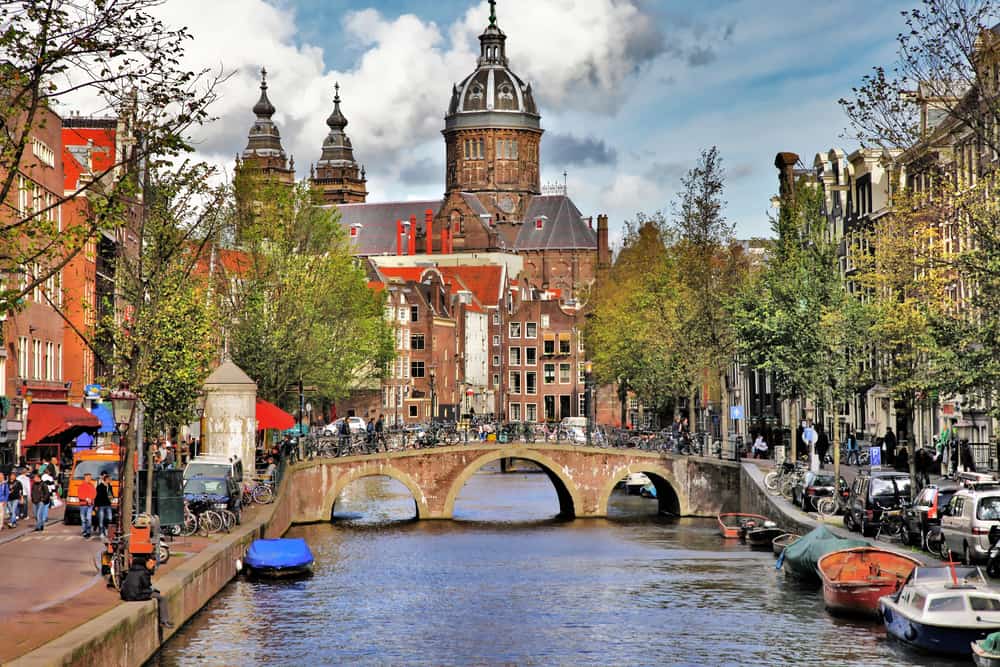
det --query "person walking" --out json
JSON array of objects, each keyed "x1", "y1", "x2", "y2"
[
  {"x1": 77, "y1": 473, "x2": 96, "y2": 538},
  {"x1": 15, "y1": 468, "x2": 29, "y2": 522},
  {"x1": 936, "y1": 417, "x2": 960, "y2": 477},
  {"x1": 95, "y1": 471, "x2": 114, "y2": 537},
  {"x1": 120, "y1": 556, "x2": 173, "y2": 628},
  {"x1": 816, "y1": 424, "x2": 830, "y2": 469},
  {"x1": 883, "y1": 427, "x2": 897, "y2": 463},
  {"x1": 803, "y1": 420, "x2": 819, "y2": 471},
  {"x1": 375, "y1": 414, "x2": 385, "y2": 450},
  {"x1": 845, "y1": 428, "x2": 860, "y2": 466},
  {"x1": 6, "y1": 471, "x2": 22, "y2": 528},
  {"x1": 0, "y1": 474, "x2": 8, "y2": 530},
  {"x1": 30, "y1": 472, "x2": 51, "y2": 530}
]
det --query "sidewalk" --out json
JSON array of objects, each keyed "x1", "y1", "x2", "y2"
[{"x1": 0, "y1": 504, "x2": 267, "y2": 665}]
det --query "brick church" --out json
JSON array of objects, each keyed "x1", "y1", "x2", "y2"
[{"x1": 235, "y1": 4, "x2": 623, "y2": 424}]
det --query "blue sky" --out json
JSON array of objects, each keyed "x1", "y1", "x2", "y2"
[{"x1": 152, "y1": 0, "x2": 915, "y2": 241}]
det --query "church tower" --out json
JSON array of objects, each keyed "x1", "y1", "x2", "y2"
[
  {"x1": 310, "y1": 83, "x2": 368, "y2": 205},
  {"x1": 235, "y1": 68, "x2": 295, "y2": 185},
  {"x1": 439, "y1": 1, "x2": 543, "y2": 250}
]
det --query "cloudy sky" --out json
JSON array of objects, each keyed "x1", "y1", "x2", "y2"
[{"x1": 123, "y1": 0, "x2": 912, "y2": 241}]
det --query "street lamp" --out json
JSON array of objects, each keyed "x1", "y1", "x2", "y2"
[
  {"x1": 109, "y1": 384, "x2": 138, "y2": 532},
  {"x1": 429, "y1": 365, "x2": 437, "y2": 422},
  {"x1": 585, "y1": 361, "x2": 593, "y2": 448}
]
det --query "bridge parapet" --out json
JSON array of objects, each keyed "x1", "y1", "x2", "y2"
[{"x1": 285, "y1": 444, "x2": 741, "y2": 522}]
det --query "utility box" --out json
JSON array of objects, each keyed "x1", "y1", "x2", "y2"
[{"x1": 137, "y1": 469, "x2": 185, "y2": 528}]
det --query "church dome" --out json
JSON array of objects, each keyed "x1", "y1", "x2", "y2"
[{"x1": 445, "y1": 8, "x2": 539, "y2": 131}]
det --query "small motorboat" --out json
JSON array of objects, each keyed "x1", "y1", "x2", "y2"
[
  {"x1": 243, "y1": 537, "x2": 314, "y2": 578},
  {"x1": 879, "y1": 565, "x2": 1000, "y2": 657},
  {"x1": 818, "y1": 546, "x2": 921, "y2": 617},
  {"x1": 778, "y1": 525, "x2": 868, "y2": 581},
  {"x1": 744, "y1": 522, "x2": 784, "y2": 548},
  {"x1": 717, "y1": 513, "x2": 768, "y2": 539},
  {"x1": 772, "y1": 533, "x2": 800, "y2": 557},
  {"x1": 639, "y1": 483, "x2": 656, "y2": 499},
  {"x1": 973, "y1": 634, "x2": 1000, "y2": 667},
  {"x1": 625, "y1": 472, "x2": 652, "y2": 495}
]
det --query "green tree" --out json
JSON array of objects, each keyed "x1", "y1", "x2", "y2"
[{"x1": 220, "y1": 181, "x2": 394, "y2": 411}]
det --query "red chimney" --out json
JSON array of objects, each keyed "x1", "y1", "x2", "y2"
[
  {"x1": 425, "y1": 209, "x2": 434, "y2": 255},
  {"x1": 441, "y1": 227, "x2": 449, "y2": 255},
  {"x1": 409, "y1": 215, "x2": 417, "y2": 255},
  {"x1": 396, "y1": 219, "x2": 403, "y2": 256}
]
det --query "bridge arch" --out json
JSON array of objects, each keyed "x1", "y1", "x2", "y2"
[
  {"x1": 322, "y1": 463, "x2": 431, "y2": 521},
  {"x1": 442, "y1": 448, "x2": 583, "y2": 519},
  {"x1": 598, "y1": 463, "x2": 686, "y2": 517}
]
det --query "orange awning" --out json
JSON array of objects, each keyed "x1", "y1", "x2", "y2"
[
  {"x1": 256, "y1": 398, "x2": 295, "y2": 431},
  {"x1": 23, "y1": 403, "x2": 101, "y2": 447}
]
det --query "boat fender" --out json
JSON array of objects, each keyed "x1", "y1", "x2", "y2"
[
  {"x1": 904, "y1": 624, "x2": 917, "y2": 642},
  {"x1": 235, "y1": 558, "x2": 243, "y2": 573},
  {"x1": 775, "y1": 551, "x2": 785, "y2": 570}
]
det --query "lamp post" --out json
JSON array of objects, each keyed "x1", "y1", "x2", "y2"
[
  {"x1": 195, "y1": 405, "x2": 204, "y2": 459},
  {"x1": 585, "y1": 361, "x2": 593, "y2": 448},
  {"x1": 110, "y1": 384, "x2": 138, "y2": 533},
  {"x1": 429, "y1": 365, "x2": 437, "y2": 422}
]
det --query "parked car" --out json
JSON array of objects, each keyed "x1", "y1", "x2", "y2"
[
  {"x1": 902, "y1": 482, "x2": 960, "y2": 550},
  {"x1": 940, "y1": 482, "x2": 1000, "y2": 564},
  {"x1": 845, "y1": 471, "x2": 912, "y2": 537},
  {"x1": 184, "y1": 455, "x2": 244, "y2": 506},
  {"x1": 791, "y1": 471, "x2": 845, "y2": 512},
  {"x1": 183, "y1": 476, "x2": 240, "y2": 514},
  {"x1": 324, "y1": 416, "x2": 366, "y2": 436}
]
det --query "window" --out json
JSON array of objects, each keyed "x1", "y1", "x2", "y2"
[
  {"x1": 509, "y1": 322, "x2": 521, "y2": 338},
  {"x1": 977, "y1": 497, "x2": 1000, "y2": 521},
  {"x1": 544, "y1": 363, "x2": 556, "y2": 384},
  {"x1": 971, "y1": 597, "x2": 1000, "y2": 611},
  {"x1": 509, "y1": 347, "x2": 521, "y2": 366},
  {"x1": 543, "y1": 337, "x2": 555, "y2": 355},
  {"x1": 927, "y1": 596, "x2": 966, "y2": 612},
  {"x1": 510, "y1": 403, "x2": 521, "y2": 421},
  {"x1": 45, "y1": 341, "x2": 54, "y2": 381},
  {"x1": 579, "y1": 394, "x2": 587, "y2": 416},
  {"x1": 17, "y1": 337, "x2": 27, "y2": 378},
  {"x1": 509, "y1": 372, "x2": 521, "y2": 394},
  {"x1": 411, "y1": 333, "x2": 425, "y2": 350},
  {"x1": 525, "y1": 322, "x2": 537, "y2": 338},
  {"x1": 492, "y1": 374, "x2": 500, "y2": 388},
  {"x1": 492, "y1": 355, "x2": 500, "y2": 367},
  {"x1": 541, "y1": 314, "x2": 550, "y2": 328},
  {"x1": 544, "y1": 396, "x2": 556, "y2": 421},
  {"x1": 578, "y1": 363, "x2": 586, "y2": 384},
  {"x1": 526, "y1": 371, "x2": 537, "y2": 395},
  {"x1": 409, "y1": 405, "x2": 418, "y2": 418},
  {"x1": 493, "y1": 335, "x2": 500, "y2": 347},
  {"x1": 559, "y1": 363, "x2": 571, "y2": 384},
  {"x1": 398, "y1": 308, "x2": 407, "y2": 323},
  {"x1": 411, "y1": 361, "x2": 426, "y2": 378},
  {"x1": 559, "y1": 335, "x2": 571, "y2": 355},
  {"x1": 579, "y1": 337, "x2": 585, "y2": 353},
  {"x1": 492, "y1": 312, "x2": 500, "y2": 325},
  {"x1": 526, "y1": 403, "x2": 537, "y2": 422},
  {"x1": 410, "y1": 305, "x2": 419, "y2": 322},
  {"x1": 525, "y1": 347, "x2": 537, "y2": 365}
]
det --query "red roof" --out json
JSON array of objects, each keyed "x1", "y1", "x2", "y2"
[
  {"x1": 256, "y1": 398, "x2": 295, "y2": 431},
  {"x1": 377, "y1": 266, "x2": 426, "y2": 282},
  {"x1": 23, "y1": 403, "x2": 101, "y2": 446},
  {"x1": 62, "y1": 126, "x2": 116, "y2": 191},
  {"x1": 437, "y1": 265, "x2": 504, "y2": 307},
  {"x1": 367, "y1": 281, "x2": 385, "y2": 292}
]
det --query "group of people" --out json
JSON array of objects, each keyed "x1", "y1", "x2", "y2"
[
  {"x1": 150, "y1": 436, "x2": 196, "y2": 470},
  {"x1": 0, "y1": 456, "x2": 62, "y2": 530},
  {"x1": 72, "y1": 471, "x2": 115, "y2": 539}
]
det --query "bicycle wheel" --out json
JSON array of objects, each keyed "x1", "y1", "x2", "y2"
[
  {"x1": 110, "y1": 551, "x2": 128, "y2": 591},
  {"x1": 157, "y1": 543, "x2": 170, "y2": 565},
  {"x1": 180, "y1": 510, "x2": 198, "y2": 537},
  {"x1": 816, "y1": 497, "x2": 837, "y2": 519},
  {"x1": 780, "y1": 476, "x2": 797, "y2": 499},
  {"x1": 253, "y1": 484, "x2": 275, "y2": 504},
  {"x1": 199, "y1": 511, "x2": 223, "y2": 535}
]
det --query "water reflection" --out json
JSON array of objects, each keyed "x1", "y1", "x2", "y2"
[{"x1": 151, "y1": 469, "x2": 963, "y2": 667}]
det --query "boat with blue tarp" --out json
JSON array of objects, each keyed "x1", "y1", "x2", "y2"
[{"x1": 243, "y1": 538, "x2": 315, "y2": 578}]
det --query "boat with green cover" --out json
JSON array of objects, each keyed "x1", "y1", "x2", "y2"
[{"x1": 777, "y1": 525, "x2": 868, "y2": 581}]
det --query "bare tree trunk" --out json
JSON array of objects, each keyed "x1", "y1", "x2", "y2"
[
  {"x1": 719, "y1": 369, "x2": 730, "y2": 456},
  {"x1": 688, "y1": 386, "x2": 697, "y2": 434}
]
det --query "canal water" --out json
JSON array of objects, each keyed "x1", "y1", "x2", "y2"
[{"x1": 151, "y1": 464, "x2": 961, "y2": 666}]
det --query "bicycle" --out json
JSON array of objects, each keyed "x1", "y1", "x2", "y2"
[{"x1": 875, "y1": 502, "x2": 907, "y2": 542}]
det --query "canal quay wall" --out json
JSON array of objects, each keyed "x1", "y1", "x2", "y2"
[
  {"x1": 739, "y1": 463, "x2": 817, "y2": 534},
  {"x1": 12, "y1": 479, "x2": 294, "y2": 667}
]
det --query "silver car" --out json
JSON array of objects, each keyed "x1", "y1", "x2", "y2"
[{"x1": 940, "y1": 484, "x2": 1000, "y2": 563}]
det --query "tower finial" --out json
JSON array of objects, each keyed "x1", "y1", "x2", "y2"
[
  {"x1": 334, "y1": 81, "x2": 340, "y2": 102},
  {"x1": 489, "y1": 0, "x2": 496, "y2": 25},
  {"x1": 261, "y1": 67, "x2": 268, "y2": 89}
]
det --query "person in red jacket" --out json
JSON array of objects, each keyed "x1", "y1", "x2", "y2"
[{"x1": 77, "y1": 473, "x2": 97, "y2": 538}]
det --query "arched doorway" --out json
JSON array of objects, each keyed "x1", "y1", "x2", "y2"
[{"x1": 443, "y1": 449, "x2": 581, "y2": 521}]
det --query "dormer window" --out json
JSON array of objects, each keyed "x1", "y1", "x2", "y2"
[
  {"x1": 535, "y1": 218, "x2": 544, "y2": 230},
  {"x1": 350, "y1": 223, "x2": 362, "y2": 238}
]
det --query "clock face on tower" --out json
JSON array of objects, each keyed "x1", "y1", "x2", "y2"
[{"x1": 498, "y1": 194, "x2": 516, "y2": 214}]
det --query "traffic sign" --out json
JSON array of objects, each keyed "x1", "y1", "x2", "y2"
[
  {"x1": 730, "y1": 405, "x2": 744, "y2": 420},
  {"x1": 869, "y1": 446, "x2": 881, "y2": 468}
]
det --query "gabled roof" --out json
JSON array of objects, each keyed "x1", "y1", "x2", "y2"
[
  {"x1": 62, "y1": 126, "x2": 117, "y2": 192},
  {"x1": 334, "y1": 200, "x2": 442, "y2": 256},
  {"x1": 376, "y1": 266, "x2": 426, "y2": 283},
  {"x1": 515, "y1": 195, "x2": 597, "y2": 250},
  {"x1": 437, "y1": 264, "x2": 505, "y2": 307}
]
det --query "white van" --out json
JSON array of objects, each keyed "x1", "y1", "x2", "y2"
[{"x1": 560, "y1": 417, "x2": 589, "y2": 443}]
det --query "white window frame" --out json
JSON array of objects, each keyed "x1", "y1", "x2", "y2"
[
  {"x1": 559, "y1": 363, "x2": 571, "y2": 384},
  {"x1": 525, "y1": 322, "x2": 537, "y2": 339},
  {"x1": 540, "y1": 314, "x2": 550, "y2": 328},
  {"x1": 493, "y1": 335, "x2": 500, "y2": 347},
  {"x1": 509, "y1": 346, "x2": 521, "y2": 366},
  {"x1": 543, "y1": 363, "x2": 556, "y2": 385},
  {"x1": 525, "y1": 403, "x2": 537, "y2": 422},
  {"x1": 525, "y1": 371, "x2": 537, "y2": 395},
  {"x1": 509, "y1": 371, "x2": 521, "y2": 395},
  {"x1": 17, "y1": 337, "x2": 27, "y2": 378},
  {"x1": 509, "y1": 402, "x2": 521, "y2": 421},
  {"x1": 492, "y1": 355, "x2": 500, "y2": 367},
  {"x1": 509, "y1": 322, "x2": 521, "y2": 339},
  {"x1": 45, "y1": 341, "x2": 54, "y2": 381},
  {"x1": 32, "y1": 338, "x2": 42, "y2": 379}
]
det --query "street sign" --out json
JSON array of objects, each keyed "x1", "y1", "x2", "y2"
[
  {"x1": 730, "y1": 405, "x2": 744, "y2": 421},
  {"x1": 869, "y1": 446, "x2": 881, "y2": 468},
  {"x1": 84, "y1": 383, "x2": 102, "y2": 399}
]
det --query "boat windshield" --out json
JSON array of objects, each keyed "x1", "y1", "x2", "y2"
[
  {"x1": 912, "y1": 566, "x2": 985, "y2": 584},
  {"x1": 927, "y1": 596, "x2": 966, "y2": 612},
  {"x1": 977, "y1": 497, "x2": 1000, "y2": 521}
]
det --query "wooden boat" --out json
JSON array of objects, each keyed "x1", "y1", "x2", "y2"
[
  {"x1": 818, "y1": 547, "x2": 921, "y2": 617},
  {"x1": 880, "y1": 566, "x2": 1000, "y2": 657},
  {"x1": 745, "y1": 524, "x2": 784, "y2": 548},
  {"x1": 717, "y1": 512, "x2": 768, "y2": 539},
  {"x1": 779, "y1": 526, "x2": 868, "y2": 581},
  {"x1": 771, "y1": 533, "x2": 800, "y2": 557},
  {"x1": 973, "y1": 636, "x2": 1000, "y2": 667}
]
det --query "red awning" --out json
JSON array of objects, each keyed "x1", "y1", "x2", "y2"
[
  {"x1": 256, "y1": 398, "x2": 295, "y2": 431},
  {"x1": 23, "y1": 403, "x2": 101, "y2": 447}
]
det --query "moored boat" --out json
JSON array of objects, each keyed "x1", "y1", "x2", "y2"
[
  {"x1": 717, "y1": 513, "x2": 769, "y2": 539},
  {"x1": 973, "y1": 634, "x2": 1000, "y2": 667},
  {"x1": 772, "y1": 533, "x2": 800, "y2": 557},
  {"x1": 778, "y1": 525, "x2": 868, "y2": 581},
  {"x1": 818, "y1": 547, "x2": 920, "y2": 617},
  {"x1": 745, "y1": 523, "x2": 784, "y2": 548},
  {"x1": 243, "y1": 537, "x2": 315, "y2": 578},
  {"x1": 625, "y1": 472, "x2": 652, "y2": 495},
  {"x1": 879, "y1": 565, "x2": 1000, "y2": 657}
]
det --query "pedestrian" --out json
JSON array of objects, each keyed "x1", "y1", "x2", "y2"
[
  {"x1": 0, "y1": 473, "x2": 8, "y2": 530},
  {"x1": 120, "y1": 556, "x2": 173, "y2": 628},
  {"x1": 751, "y1": 433, "x2": 768, "y2": 459},
  {"x1": 845, "y1": 428, "x2": 860, "y2": 466},
  {"x1": 78, "y1": 473, "x2": 96, "y2": 538},
  {"x1": 16, "y1": 467, "x2": 30, "y2": 521},
  {"x1": 816, "y1": 424, "x2": 830, "y2": 469},
  {"x1": 961, "y1": 439, "x2": 977, "y2": 473},
  {"x1": 366, "y1": 417, "x2": 375, "y2": 449},
  {"x1": 30, "y1": 472, "x2": 51, "y2": 530},
  {"x1": 162, "y1": 446, "x2": 175, "y2": 470},
  {"x1": 6, "y1": 471, "x2": 22, "y2": 528},
  {"x1": 265, "y1": 456, "x2": 277, "y2": 481},
  {"x1": 936, "y1": 417, "x2": 960, "y2": 477},
  {"x1": 883, "y1": 427, "x2": 897, "y2": 463},
  {"x1": 95, "y1": 471, "x2": 114, "y2": 537},
  {"x1": 802, "y1": 420, "x2": 818, "y2": 471}
]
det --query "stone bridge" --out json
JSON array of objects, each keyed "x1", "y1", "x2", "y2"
[{"x1": 285, "y1": 444, "x2": 742, "y2": 522}]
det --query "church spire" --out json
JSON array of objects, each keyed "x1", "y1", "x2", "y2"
[
  {"x1": 478, "y1": 0, "x2": 507, "y2": 66},
  {"x1": 253, "y1": 67, "x2": 276, "y2": 118},
  {"x1": 326, "y1": 82, "x2": 348, "y2": 131},
  {"x1": 311, "y1": 83, "x2": 367, "y2": 204},
  {"x1": 238, "y1": 66, "x2": 294, "y2": 184}
]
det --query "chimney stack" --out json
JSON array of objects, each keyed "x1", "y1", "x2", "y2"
[
  {"x1": 425, "y1": 209, "x2": 434, "y2": 255},
  {"x1": 396, "y1": 219, "x2": 403, "y2": 256},
  {"x1": 409, "y1": 215, "x2": 417, "y2": 255},
  {"x1": 597, "y1": 214, "x2": 610, "y2": 270}
]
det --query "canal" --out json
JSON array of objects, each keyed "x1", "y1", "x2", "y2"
[{"x1": 150, "y1": 463, "x2": 960, "y2": 666}]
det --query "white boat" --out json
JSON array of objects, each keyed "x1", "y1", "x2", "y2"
[
  {"x1": 625, "y1": 472, "x2": 652, "y2": 495},
  {"x1": 879, "y1": 565, "x2": 1000, "y2": 657}
]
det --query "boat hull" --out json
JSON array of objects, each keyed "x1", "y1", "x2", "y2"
[
  {"x1": 772, "y1": 534, "x2": 800, "y2": 557},
  {"x1": 882, "y1": 601, "x2": 1000, "y2": 656},
  {"x1": 246, "y1": 564, "x2": 313, "y2": 579},
  {"x1": 746, "y1": 528, "x2": 784, "y2": 548},
  {"x1": 717, "y1": 513, "x2": 768, "y2": 539},
  {"x1": 818, "y1": 547, "x2": 919, "y2": 617},
  {"x1": 824, "y1": 581, "x2": 898, "y2": 617},
  {"x1": 973, "y1": 642, "x2": 1000, "y2": 667}
]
